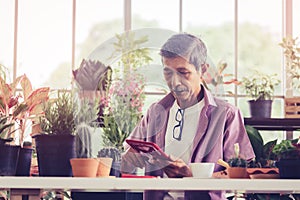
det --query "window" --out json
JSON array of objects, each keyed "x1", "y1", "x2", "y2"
[
  {"x1": 76, "y1": 0, "x2": 123, "y2": 67},
  {"x1": 0, "y1": 0, "x2": 298, "y2": 121},
  {"x1": 237, "y1": 0, "x2": 283, "y2": 117},
  {"x1": 18, "y1": 0, "x2": 72, "y2": 89},
  {"x1": 183, "y1": 0, "x2": 235, "y2": 101},
  {"x1": 293, "y1": 0, "x2": 300, "y2": 37},
  {"x1": 0, "y1": 0, "x2": 15, "y2": 81},
  {"x1": 132, "y1": 0, "x2": 180, "y2": 31}
]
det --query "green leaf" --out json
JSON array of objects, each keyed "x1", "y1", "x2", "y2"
[
  {"x1": 263, "y1": 139, "x2": 277, "y2": 160},
  {"x1": 246, "y1": 125, "x2": 264, "y2": 160}
]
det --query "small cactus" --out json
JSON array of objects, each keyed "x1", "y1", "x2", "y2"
[
  {"x1": 228, "y1": 157, "x2": 247, "y2": 167},
  {"x1": 97, "y1": 147, "x2": 121, "y2": 162},
  {"x1": 228, "y1": 143, "x2": 247, "y2": 167}
]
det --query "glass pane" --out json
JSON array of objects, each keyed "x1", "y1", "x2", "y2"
[
  {"x1": 183, "y1": 0, "x2": 235, "y2": 98},
  {"x1": 131, "y1": 0, "x2": 179, "y2": 105},
  {"x1": 132, "y1": 0, "x2": 179, "y2": 31},
  {"x1": 87, "y1": 28, "x2": 173, "y2": 103},
  {"x1": 238, "y1": 0, "x2": 283, "y2": 120},
  {"x1": 76, "y1": 0, "x2": 123, "y2": 68},
  {"x1": 0, "y1": 0, "x2": 14, "y2": 81},
  {"x1": 258, "y1": 130, "x2": 285, "y2": 145},
  {"x1": 18, "y1": 0, "x2": 72, "y2": 89},
  {"x1": 292, "y1": 0, "x2": 300, "y2": 96},
  {"x1": 238, "y1": 0, "x2": 283, "y2": 95}
]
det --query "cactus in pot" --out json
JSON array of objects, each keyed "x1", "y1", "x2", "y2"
[
  {"x1": 227, "y1": 143, "x2": 248, "y2": 178},
  {"x1": 97, "y1": 146, "x2": 121, "y2": 162},
  {"x1": 97, "y1": 146, "x2": 121, "y2": 177},
  {"x1": 75, "y1": 97, "x2": 100, "y2": 158},
  {"x1": 228, "y1": 143, "x2": 247, "y2": 167}
]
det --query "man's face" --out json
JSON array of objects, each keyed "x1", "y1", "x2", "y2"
[{"x1": 162, "y1": 56, "x2": 202, "y2": 108}]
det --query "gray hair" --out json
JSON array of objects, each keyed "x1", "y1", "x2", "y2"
[{"x1": 160, "y1": 33, "x2": 207, "y2": 72}]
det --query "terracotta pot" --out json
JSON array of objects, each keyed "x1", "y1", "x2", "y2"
[
  {"x1": 97, "y1": 157, "x2": 113, "y2": 177},
  {"x1": 70, "y1": 158, "x2": 99, "y2": 177},
  {"x1": 247, "y1": 168, "x2": 279, "y2": 179},
  {"x1": 228, "y1": 167, "x2": 248, "y2": 178}
]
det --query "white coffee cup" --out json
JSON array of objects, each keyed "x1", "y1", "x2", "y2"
[{"x1": 189, "y1": 162, "x2": 215, "y2": 178}]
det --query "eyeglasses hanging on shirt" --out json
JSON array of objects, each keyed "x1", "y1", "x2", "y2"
[{"x1": 173, "y1": 108, "x2": 185, "y2": 141}]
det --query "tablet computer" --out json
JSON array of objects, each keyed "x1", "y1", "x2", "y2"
[{"x1": 125, "y1": 139, "x2": 171, "y2": 161}]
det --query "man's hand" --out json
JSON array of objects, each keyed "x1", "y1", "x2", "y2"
[
  {"x1": 149, "y1": 155, "x2": 193, "y2": 178},
  {"x1": 121, "y1": 147, "x2": 148, "y2": 173}
]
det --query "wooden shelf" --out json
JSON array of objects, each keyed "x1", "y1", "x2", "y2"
[{"x1": 244, "y1": 118, "x2": 300, "y2": 131}]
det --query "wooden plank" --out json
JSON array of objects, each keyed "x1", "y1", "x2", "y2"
[
  {"x1": 285, "y1": 97, "x2": 300, "y2": 118},
  {"x1": 10, "y1": 189, "x2": 40, "y2": 200}
]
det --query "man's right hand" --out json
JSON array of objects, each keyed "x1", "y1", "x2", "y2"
[{"x1": 121, "y1": 147, "x2": 148, "y2": 173}]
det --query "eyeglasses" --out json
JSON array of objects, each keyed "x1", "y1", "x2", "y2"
[{"x1": 172, "y1": 109, "x2": 185, "y2": 141}]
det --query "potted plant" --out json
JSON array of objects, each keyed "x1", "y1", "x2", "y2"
[
  {"x1": 279, "y1": 36, "x2": 300, "y2": 118},
  {"x1": 70, "y1": 97, "x2": 102, "y2": 178},
  {"x1": 11, "y1": 75, "x2": 50, "y2": 176},
  {"x1": 72, "y1": 58, "x2": 112, "y2": 126},
  {"x1": 101, "y1": 31, "x2": 152, "y2": 152},
  {"x1": 74, "y1": 97, "x2": 101, "y2": 158},
  {"x1": 279, "y1": 36, "x2": 300, "y2": 90},
  {"x1": 246, "y1": 125, "x2": 277, "y2": 168},
  {"x1": 227, "y1": 143, "x2": 248, "y2": 178},
  {"x1": 0, "y1": 114, "x2": 19, "y2": 176},
  {"x1": 240, "y1": 71, "x2": 280, "y2": 118},
  {"x1": 245, "y1": 125, "x2": 280, "y2": 180},
  {"x1": 272, "y1": 138, "x2": 300, "y2": 179},
  {"x1": 97, "y1": 146, "x2": 122, "y2": 177},
  {"x1": 0, "y1": 67, "x2": 50, "y2": 176},
  {"x1": 34, "y1": 90, "x2": 77, "y2": 177},
  {"x1": 0, "y1": 73, "x2": 50, "y2": 143}
]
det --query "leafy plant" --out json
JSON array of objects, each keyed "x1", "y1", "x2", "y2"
[
  {"x1": 272, "y1": 138, "x2": 300, "y2": 160},
  {"x1": 101, "y1": 31, "x2": 152, "y2": 151},
  {"x1": 240, "y1": 71, "x2": 280, "y2": 101},
  {"x1": 0, "y1": 70, "x2": 50, "y2": 144},
  {"x1": 72, "y1": 59, "x2": 112, "y2": 92},
  {"x1": 0, "y1": 114, "x2": 14, "y2": 142},
  {"x1": 110, "y1": 31, "x2": 152, "y2": 73},
  {"x1": 279, "y1": 36, "x2": 300, "y2": 90},
  {"x1": 246, "y1": 125, "x2": 277, "y2": 168},
  {"x1": 101, "y1": 71, "x2": 145, "y2": 151},
  {"x1": 203, "y1": 60, "x2": 240, "y2": 94},
  {"x1": 39, "y1": 91, "x2": 77, "y2": 135}
]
